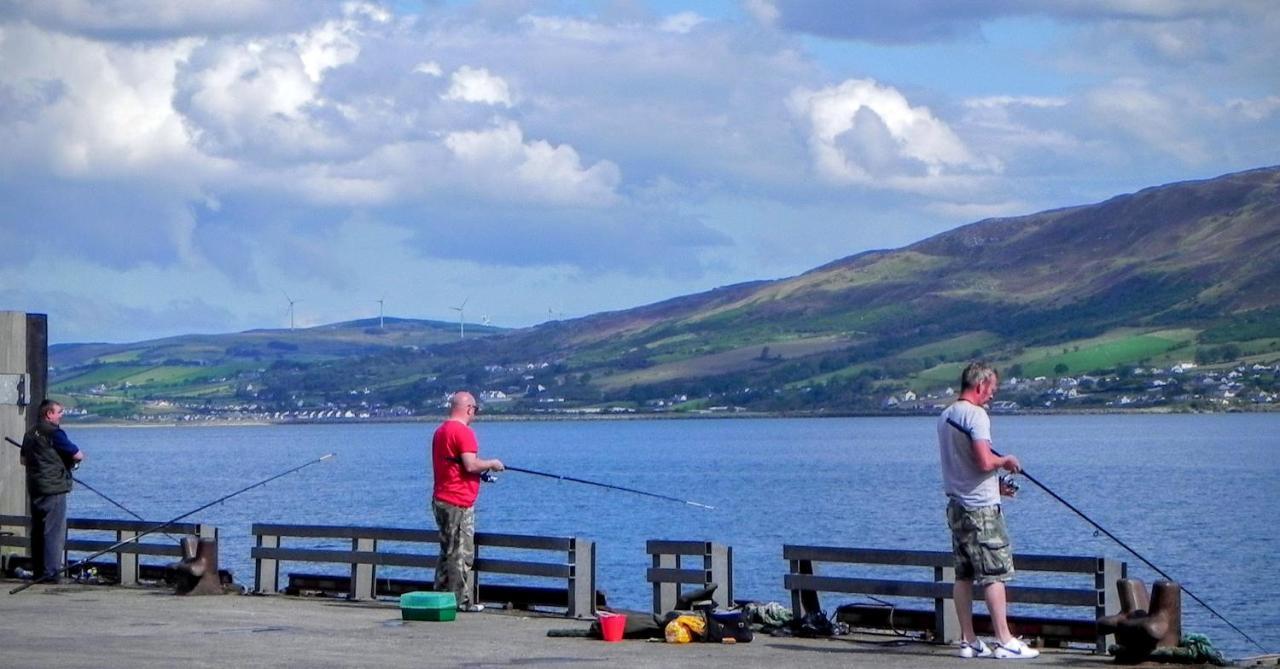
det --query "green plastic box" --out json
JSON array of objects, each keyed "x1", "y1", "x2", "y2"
[{"x1": 400, "y1": 591, "x2": 457, "y2": 622}]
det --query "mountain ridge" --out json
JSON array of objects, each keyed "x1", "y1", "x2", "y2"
[{"x1": 47, "y1": 165, "x2": 1280, "y2": 417}]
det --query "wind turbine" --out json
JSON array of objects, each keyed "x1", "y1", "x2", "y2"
[
  {"x1": 375, "y1": 297, "x2": 385, "y2": 329},
  {"x1": 451, "y1": 297, "x2": 468, "y2": 339},
  {"x1": 481, "y1": 314, "x2": 491, "y2": 327},
  {"x1": 283, "y1": 291, "x2": 301, "y2": 330}
]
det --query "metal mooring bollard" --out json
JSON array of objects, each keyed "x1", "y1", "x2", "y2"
[
  {"x1": 1097, "y1": 578, "x2": 1182, "y2": 662},
  {"x1": 168, "y1": 536, "x2": 226, "y2": 596}
]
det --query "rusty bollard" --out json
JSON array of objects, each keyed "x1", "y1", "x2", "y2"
[
  {"x1": 1098, "y1": 578, "x2": 1151, "y2": 630},
  {"x1": 1098, "y1": 578, "x2": 1182, "y2": 663},
  {"x1": 169, "y1": 535, "x2": 225, "y2": 596}
]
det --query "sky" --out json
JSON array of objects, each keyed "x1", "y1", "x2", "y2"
[{"x1": 1, "y1": 0, "x2": 1277, "y2": 344}]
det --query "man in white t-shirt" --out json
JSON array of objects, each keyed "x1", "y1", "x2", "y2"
[{"x1": 938, "y1": 362, "x2": 1039, "y2": 660}]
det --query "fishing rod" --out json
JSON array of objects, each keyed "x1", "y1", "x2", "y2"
[
  {"x1": 946, "y1": 418, "x2": 1266, "y2": 652},
  {"x1": 1002, "y1": 457, "x2": 1266, "y2": 653},
  {"x1": 10, "y1": 452, "x2": 336, "y2": 595},
  {"x1": 5, "y1": 436, "x2": 181, "y2": 543},
  {"x1": 502, "y1": 465, "x2": 716, "y2": 510}
]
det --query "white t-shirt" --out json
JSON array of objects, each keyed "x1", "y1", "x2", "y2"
[{"x1": 938, "y1": 400, "x2": 999, "y2": 508}]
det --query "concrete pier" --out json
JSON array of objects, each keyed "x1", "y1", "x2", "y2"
[{"x1": 0, "y1": 581, "x2": 1115, "y2": 668}]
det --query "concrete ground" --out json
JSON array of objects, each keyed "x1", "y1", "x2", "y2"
[{"x1": 0, "y1": 581, "x2": 1123, "y2": 668}]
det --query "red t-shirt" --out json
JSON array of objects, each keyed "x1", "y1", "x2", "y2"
[{"x1": 432, "y1": 419, "x2": 480, "y2": 507}]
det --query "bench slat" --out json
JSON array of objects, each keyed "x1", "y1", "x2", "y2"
[
  {"x1": 785, "y1": 574, "x2": 954, "y2": 599},
  {"x1": 251, "y1": 524, "x2": 435, "y2": 542},
  {"x1": 474, "y1": 558, "x2": 570, "y2": 578},
  {"x1": 475, "y1": 533, "x2": 574, "y2": 551},
  {"x1": 646, "y1": 567, "x2": 713, "y2": 585},
  {"x1": 785, "y1": 545, "x2": 949, "y2": 567},
  {"x1": 1005, "y1": 585, "x2": 1100, "y2": 607},
  {"x1": 646, "y1": 540, "x2": 709, "y2": 555},
  {"x1": 783, "y1": 544, "x2": 1105, "y2": 574},
  {"x1": 66, "y1": 540, "x2": 184, "y2": 557}
]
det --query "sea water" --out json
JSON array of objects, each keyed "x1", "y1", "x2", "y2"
[{"x1": 65, "y1": 413, "x2": 1279, "y2": 658}]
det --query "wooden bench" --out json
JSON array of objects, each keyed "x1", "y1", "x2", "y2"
[
  {"x1": 0, "y1": 515, "x2": 215, "y2": 585},
  {"x1": 251, "y1": 523, "x2": 597, "y2": 617},
  {"x1": 783, "y1": 545, "x2": 1125, "y2": 653},
  {"x1": 645, "y1": 539, "x2": 733, "y2": 613}
]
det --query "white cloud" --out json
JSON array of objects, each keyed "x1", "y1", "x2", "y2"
[
  {"x1": 518, "y1": 15, "x2": 619, "y2": 43},
  {"x1": 660, "y1": 12, "x2": 706, "y2": 34},
  {"x1": 443, "y1": 120, "x2": 620, "y2": 206},
  {"x1": 744, "y1": 0, "x2": 780, "y2": 26},
  {"x1": 414, "y1": 60, "x2": 443, "y2": 77},
  {"x1": 295, "y1": 17, "x2": 361, "y2": 83},
  {"x1": 964, "y1": 96, "x2": 1069, "y2": 110},
  {"x1": 789, "y1": 78, "x2": 995, "y2": 186},
  {"x1": 4, "y1": 0, "x2": 326, "y2": 39},
  {"x1": 925, "y1": 199, "x2": 1030, "y2": 220},
  {"x1": 1084, "y1": 79, "x2": 1209, "y2": 163},
  {"x1": 443, "y1": 65, "x2": 513, "y2": 107},
  {"x1": 0, "y1": 25, "x2": 199, "y2": 177},
  {"x1": 1227, "y1": 95, "x2": 1280, "y2": 121}
]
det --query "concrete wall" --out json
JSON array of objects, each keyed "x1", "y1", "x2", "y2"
[{"x1": 1, "y1": 311, "x2": 47, "y2": 524}]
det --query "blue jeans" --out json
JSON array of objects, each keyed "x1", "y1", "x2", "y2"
[{"x1": 31, "y1": 493, "x2": 68, "y2": 581}]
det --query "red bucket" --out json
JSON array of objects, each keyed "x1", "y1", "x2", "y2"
[{"x1": 597, "y1": 611, "x2": 626, "y2": 642}]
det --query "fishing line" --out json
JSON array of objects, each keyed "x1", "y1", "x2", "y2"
[
  {"x1": 502, "y1": 465, "x2": 716, "y2": 510},
  {"x1": 5, "y1": 436, "x2": 182, "y2": 543},
  {"x1": 946, "y1": 419, "x2": 1267, "y2": 652},
  {"x1": 10, "y1": 452, "x2": 336, "y2": 595}
]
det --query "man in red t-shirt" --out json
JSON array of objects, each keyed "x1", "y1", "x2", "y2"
[{"x1": 431, "y1": 391, "x2": 503, "y2": 612}]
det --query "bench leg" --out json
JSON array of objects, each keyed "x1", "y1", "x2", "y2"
[
  {"x1": 790, "y1": 559, "x2": 820, "y2": 617},
  {"x1": 935, "y1": 565, "x2": 959, "y2": 643}
]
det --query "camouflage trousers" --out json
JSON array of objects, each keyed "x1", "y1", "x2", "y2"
[{"x1": 432, "y1": 499, "x2": 476, "y2": 607}]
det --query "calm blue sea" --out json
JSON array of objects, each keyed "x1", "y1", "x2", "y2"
[{"x1": 66, "y1": 414, "x2": 1278, "y2": 658}]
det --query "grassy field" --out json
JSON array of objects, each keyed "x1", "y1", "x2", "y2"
[
  {"x1": 911, "y1": 362, "x2": 969, "y2": 389},
  {"x1": 898, "y1": 331, "x2": 1002, "y2": 361},
  {"x1": 597, "y1": 335, "x2": 851, "y2": 391},
  {"x1": 903, "y1": 329, "x2": 1201, "y2": 389},
  {"x1": 53, "y1": 363, "x2": 246, "y2": 391},
  {"x1": 1012, "y1": 328, "x2": 1196, "y2": 377}
]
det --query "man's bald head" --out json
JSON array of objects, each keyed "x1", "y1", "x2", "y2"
[{"x1": 448, "y1": 391, "x2": 478, "y2": 422}]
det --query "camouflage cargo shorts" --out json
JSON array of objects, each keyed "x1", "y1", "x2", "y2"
[
  {"x1": 432, "y1": 499, "x2": 476, "y2": 606},
  {"x1": 947, "y1": 501, "x2": 1015, "y2": 585}
]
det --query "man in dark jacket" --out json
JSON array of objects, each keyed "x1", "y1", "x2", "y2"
[{"x1": 20, "y1": 400, "x2": 84, "y2": 582}]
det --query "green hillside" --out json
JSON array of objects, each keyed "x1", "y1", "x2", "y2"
[{"x1": 49, "y1": 167, "x2": 1280, "y2": 419}]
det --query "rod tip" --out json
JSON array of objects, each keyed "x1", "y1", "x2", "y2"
[{"x1": 320, "y1": 453, "x2": 336, "y2": 461}]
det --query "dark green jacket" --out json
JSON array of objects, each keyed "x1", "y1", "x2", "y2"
[{"x1": 22, "y1": 420, "x2": 77, "y2": 496}]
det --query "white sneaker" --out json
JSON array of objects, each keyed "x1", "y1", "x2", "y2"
[
  {"x1": 458, "y1": 603, "x2": 485, "y2": 613},
  {"x1": 994, "y1": 638, "x2": 1040, "y2": 659},
  {"x1": 959, "y1": 639, "x2": 993, "y2": 658}
]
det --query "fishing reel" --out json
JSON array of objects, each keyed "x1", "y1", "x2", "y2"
[
  {"x1": 999, "y1": 474, "x2": 1021, "y2": 495},
  {"x1": 480, "y1": 471, "x2": 498, "y2": 484}
]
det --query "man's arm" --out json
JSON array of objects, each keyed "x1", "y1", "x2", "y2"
[
  {"x1": 459, "y1": 452, "x2": 503, "y2": 473},
  {"x1": 969, "y1": 438, "x2": 1019, "y2": 474},
  {"x1": 50, "y1": 429, "x2": 84, "y2": 462}
]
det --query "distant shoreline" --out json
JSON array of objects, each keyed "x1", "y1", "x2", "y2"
[{"x1": 63, "y1": 405, "x2": 1276, "y2": 428}]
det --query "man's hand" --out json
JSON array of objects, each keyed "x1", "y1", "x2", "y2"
[
  {"x1": 1001, "y1": 455, "x2": 1022, "y2": 474},
  {"x1": 488, "y1": 459, "x2": 505, "y2": 472}
]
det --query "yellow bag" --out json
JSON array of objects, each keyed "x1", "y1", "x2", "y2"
[{"x1": 664, "y1": 614, "x2": 707, "y2": 644}]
